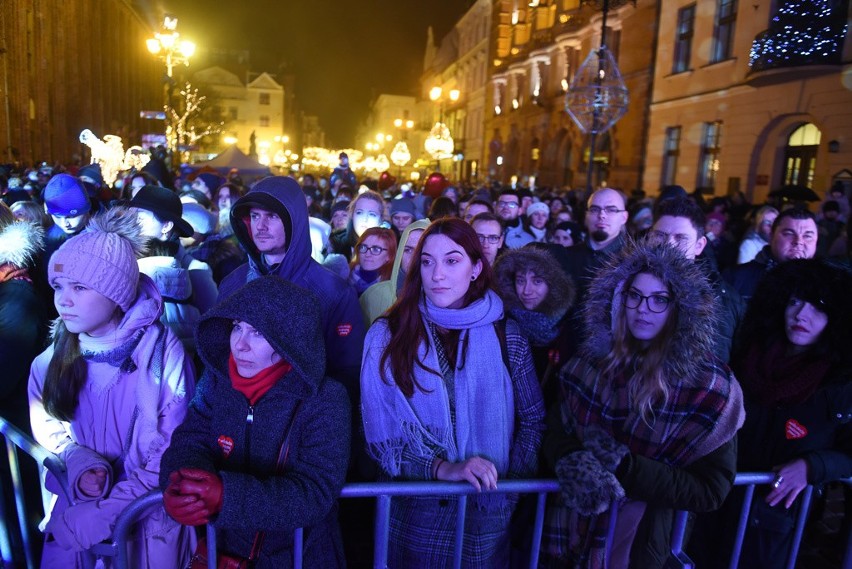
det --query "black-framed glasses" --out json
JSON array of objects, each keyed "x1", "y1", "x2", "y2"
[
  {"x1": 358, "y1": 244, "x2": 387, "y2": 255},
  {"x1": 623, "y1": 290, "x2": 672, "y2": 313},
  {"x1": 497, "y1": 201, "x2": 519, "y2": 209},
  {"x1": 476, "y1": 233, "x2": 502, "y2": 245},
  {"x1": 588, "y1": 205, "x2": 625, "y2": 216}
]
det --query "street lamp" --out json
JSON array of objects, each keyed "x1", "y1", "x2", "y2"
[
  {"x1": 426, "y1": 86, "x2": 460, "y2": 172},
  {"x1": 147, "y1": 15, "x2": 195, "y2": 155},
  {"x1": 390, "y1": 141, "x2": 411, "y2": 177}
]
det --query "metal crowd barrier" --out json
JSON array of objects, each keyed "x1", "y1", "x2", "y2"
[{"x1": 1, "y1": 413, "x2": 850, "y2": 569}]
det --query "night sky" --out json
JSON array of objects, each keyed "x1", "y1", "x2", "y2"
[{"x1": 157, "y1": 0, "x2": 474, "y2": 146}]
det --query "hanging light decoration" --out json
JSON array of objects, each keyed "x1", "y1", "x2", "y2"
[
  {"x1": 564, "y1": 46, "x2": 629, "y2": 135},
  {"x1": 390, "y1": 141, "x2": 411, "y2": 167},
  {"x1": 424, "y1": 122, "x2": 455, "y2": 160},
  {"x1": 374, "y1": 154, "x2": 390, "y2": 173}
]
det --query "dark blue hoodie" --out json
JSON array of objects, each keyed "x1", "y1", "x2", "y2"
[{"x1": 218, "y1": 176, "x2": 365, "y2": 400}]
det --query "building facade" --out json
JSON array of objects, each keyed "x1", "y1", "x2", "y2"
[
  {"x1": 0, "y1": 0, "x2": 162, "y2": 165},
  {"x1": 644, "y1": 0, "x2": 852, "y2": 200},
  {"x1": 193, "y1": 66, "x2": 287, "y2": 166},
  {"x1": 484, "y1": 0, "x2": 658, "y2": 192}
]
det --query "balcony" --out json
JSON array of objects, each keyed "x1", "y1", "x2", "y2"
[{"x1": 747, "y1": 0, "x2": 847, "y2": 84}]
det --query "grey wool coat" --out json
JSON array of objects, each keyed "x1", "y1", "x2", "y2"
[{"x1": 160, "y1": 275, "x2": 351, "y2": 568}]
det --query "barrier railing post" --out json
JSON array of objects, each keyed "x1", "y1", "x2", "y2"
[
  {"x1": 728, "y1": 483, "x2": 755, "y2": 569},
  {"x1": 668, "y1": 510, "x2": 694, "y2": 568},
  {"x1": 785, "y1": 485, "x2": 813, "y2": 569},
  {"x1": 374, "y1": 494, "x2": 391, "y2": 569},
  {"x1": 528, "y1": 491, "x2": 548, "y2": 569},
  {"x1": 6, "y1": 441, "x2": 35, "y2": 569},
  {"x1": 453, "y1": 495, "x2": 467, "y2": 569}
]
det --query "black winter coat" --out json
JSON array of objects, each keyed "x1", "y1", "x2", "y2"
[{"x1": 161, "y1": 275, "x2": 351, "y2": 568}]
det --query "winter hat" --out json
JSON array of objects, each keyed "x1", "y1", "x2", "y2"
[
  {"x1": 196, "y1": 172, "x2": 225, "y2": 193},
  {"x1": 130, "y1": 185, "x2": 194, "y2": 238},
  {"x1": 44, "y1": 174, "x2": 92, "y2": 217},
  {"x1": 7, "y1": 177, "x2": 22, "y2": 190},
  {"x1": 182, "y1": 202, "x2": 218, "y2": 236},
  {"x1": 78, "y1": 164, "x2": 104, "y2": 187},
  {"x1": 706, "y1": 212, "x2": 726, "y2": 227},
  {"x1": 2, "y1": 189, "x2": 31, "y2": 208},
  {"x1": 49, "y1": 207, "x2": 145, "y2": 311},
  {"x1": 526, "y1": 202, "x2": 550, "y2": 217},
  {"x1": 179, "y1": 189, "x2": 212, "y2": 210},
  {"x1": 659, "y1": 185, "x2": 688, "y2": 202},
  {"x1": 390, "y1": 197, "x2": 416, "y2": 217},
  {"x1": 331, "y1": 200, "x2": 350, "y2": 216}
]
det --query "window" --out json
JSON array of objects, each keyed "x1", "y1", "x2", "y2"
[
  {"x1": 259, "y1": 93, "x2": 270, "y2": 105},
  {"x1": 711, "y1": 0, "x2": 737, "y2": 63},
  {"x1": 259, "y1": 115, "x2": 270, "y2": 127},
  {"x1": 697, "y1": 121, "x2": 722, "y2": 192},
  {"x1": 673, "y1": 5, "x2": 696, "y2": 73},
  {"x1": 661, "y1": 126, "x2": 681, "y2": 187}
]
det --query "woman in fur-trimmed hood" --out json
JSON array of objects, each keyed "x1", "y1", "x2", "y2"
[
  {"x1": 0, "y1": 202, "x2": 49, "y2": 429},
  {"x1": 541, "y1": 240, "x2": 745, "y2": 569},
  {"x1": 493, "y1": 246, "x2": 576, "y2": 397}
]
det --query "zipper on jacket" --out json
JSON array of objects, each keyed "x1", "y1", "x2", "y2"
[{"x1": 245, "y1": 405, "x2": 254, "y2": 466}]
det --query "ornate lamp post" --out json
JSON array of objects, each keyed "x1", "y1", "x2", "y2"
[
  {"x1": 564, "y1": 0, "x2": 630, "y2": 192},
  {"x1": 147, "y1": 15, "x2": 195, "y2": 155},
  {"x1": 426, "y1": 87, "x2": 460, "y2": 172}
]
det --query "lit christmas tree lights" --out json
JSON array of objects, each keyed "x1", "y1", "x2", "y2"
[{"x1": 749, "y1": 0, "x2": 847, "y2": 70}]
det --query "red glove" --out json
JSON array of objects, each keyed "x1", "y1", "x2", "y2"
[
  {"x1": 163, "y1": 471, "x2": 210, "y2": 526},
  {"x1": 176, "y1": 468, "x2": 224, "y2": 518}
]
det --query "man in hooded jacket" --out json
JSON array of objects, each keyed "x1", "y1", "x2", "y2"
[{"x1": 218, "y1": 176, "x2": 366, "y2": 473}]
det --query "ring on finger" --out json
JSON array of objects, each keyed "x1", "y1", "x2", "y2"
[{"x1": 772, "y1": 475, "x2": 784, "y2": 489}]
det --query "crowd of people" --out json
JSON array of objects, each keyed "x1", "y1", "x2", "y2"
[{"x1": 0, "y1": 152, "x2": 850, "y2": 568}]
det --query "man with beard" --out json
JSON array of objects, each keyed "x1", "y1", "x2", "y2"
[{"x1": 558, "y1": 188, "x2": 629, "y2": 362}]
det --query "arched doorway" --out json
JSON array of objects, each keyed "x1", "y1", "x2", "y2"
[{"x1": 782, "y1": 123, "x2": 820, "y2": 188}]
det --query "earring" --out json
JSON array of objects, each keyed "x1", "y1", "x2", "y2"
[{"x1": 471, "y1": 274, "x2": 477, "y2": 281}]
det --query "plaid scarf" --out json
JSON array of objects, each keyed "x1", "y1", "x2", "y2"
[{"x1": 554, "y1": 355, "x2": 744, "y2": 566}]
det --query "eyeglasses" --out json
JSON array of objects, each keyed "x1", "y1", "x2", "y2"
[
  {"x1": 497, "y1": 201, "x2": 519, "y2": 209},
  {"x1": 588, "y1": 205, "x2": 625, "y2": 216},
  {"x1": 623, "y1": 290, "x2": 672, "y2": 313},
  {"x1": 358, "y1": 244, "x2": 387, "y2": 255},
  {"x1": 476, "y1": 233, "x2": 502, "y2": 245}
]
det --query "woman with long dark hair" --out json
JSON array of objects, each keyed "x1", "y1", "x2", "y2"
[
  {"x1": 709, "y1": 259, "x2": 852, "y2": 567},
  {"x1": 360, "y1": 217, "x2": 545, "y2": 567}
]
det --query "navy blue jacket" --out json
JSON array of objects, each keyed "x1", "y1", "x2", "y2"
[{"x1": 218, "y1": 177, "x2": 365, "y2": 402}]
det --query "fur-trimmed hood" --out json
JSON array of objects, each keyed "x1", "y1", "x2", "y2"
[
  {"x1": 582, "y1": 240, "x2": 719, "y2": 384},
  {"x1": 0, "y1": 220, "x2": 43, "y2": 268},
  {"x1": 493, "y1": 247, "x2": 576, "y2": 319}
]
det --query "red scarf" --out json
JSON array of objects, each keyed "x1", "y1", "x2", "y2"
[{"x1": 228, "y1": 354, "x2": 292, "y2": 404}]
